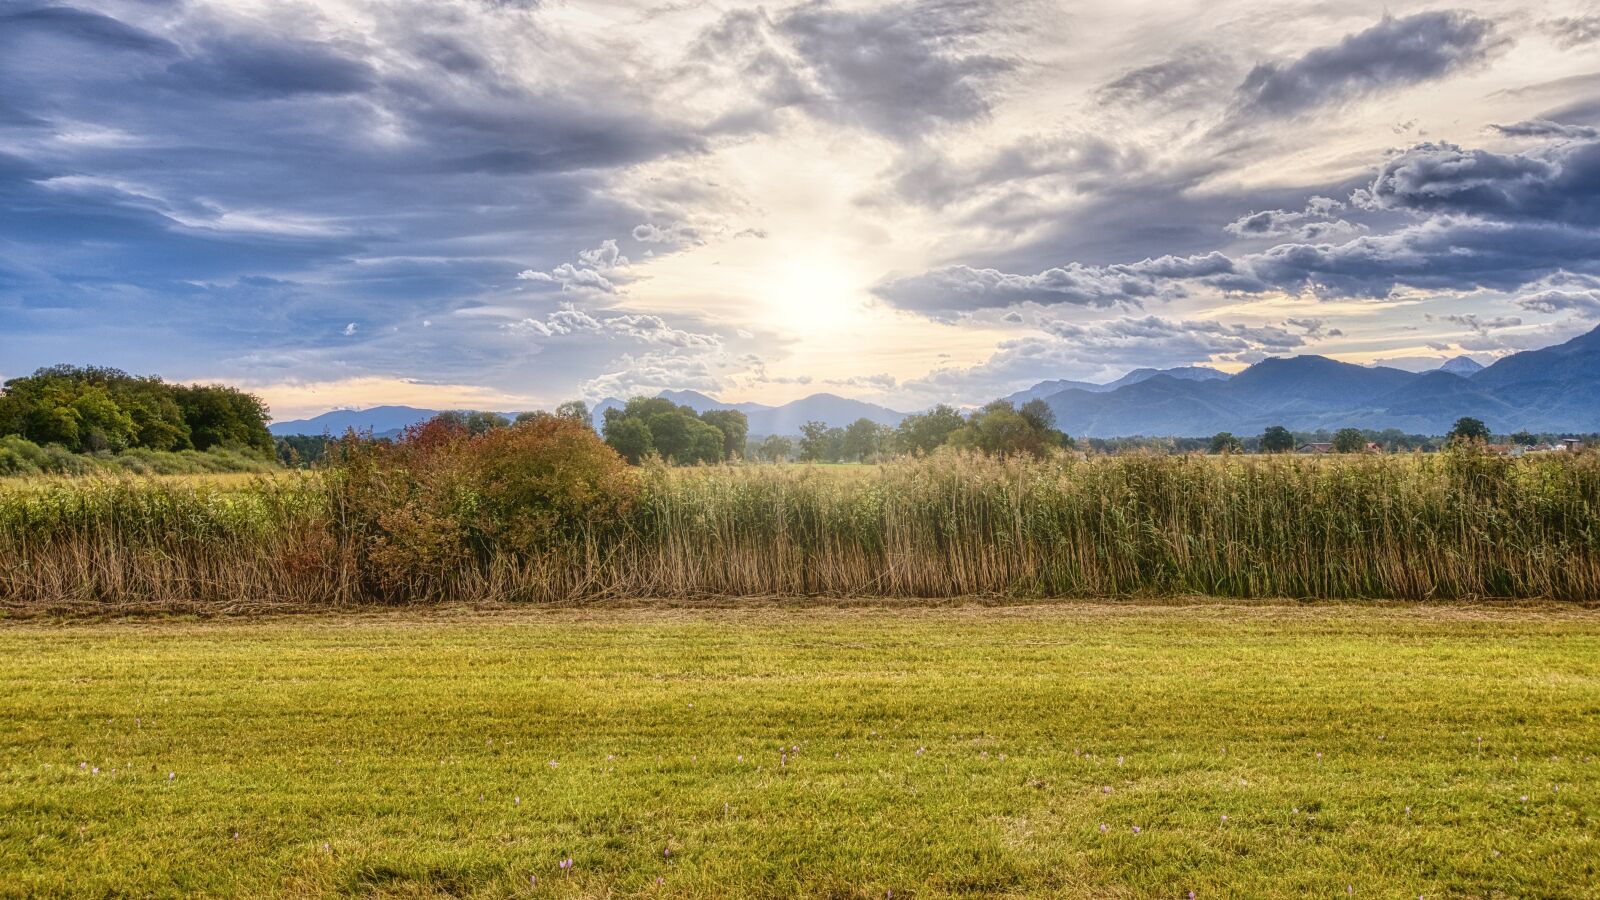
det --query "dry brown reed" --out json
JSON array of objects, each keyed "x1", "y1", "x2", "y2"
[{"x1": 4, "y1": 449, "x2": 1597, "y2": 608}]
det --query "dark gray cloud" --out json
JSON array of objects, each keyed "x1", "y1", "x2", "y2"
[
  {"x1": 1232, "y1": 11, "x2": 1503, "y2": 120},
  {"x1": 0, "y1": 4, "x2": 178, "y2": 54},
  {"x1": 1490, "y1": 119, "x2": 1600, "y2": 139},
  {"x1": 884, "y1": 135, "x2": 1146, "y2": 210},
  {"x1": 1545, "y1": 14, "x2": 1600, "y2": 48},
  {"x1": 164, "y1": 32, "x2": 378, "y2": 98},
  {"x1": 875, "y1": 252, "x2": 1236, "y2": 316},
  {"x1": 1427, "y1": 312, "x2": 1522, "y2": 334},
  {"x1": 1225, "y1": 196, "x2": 1365, "y2": 241},
  {"x1": 879, "y1": 136, "x2": 1600, "y2": 313},
  {"x1": 1360, "y1": 139, "x2": 1600, "y2": 226},
  {"x1": 689, "y1": 0, "x2": 1013, "y2": 140},
  {"x1": 1097, "y1": 46, "x2": 1233, "y2": 109},
  {"x1": 0, "y1": 2, "x2": 730, "y2": 392}
]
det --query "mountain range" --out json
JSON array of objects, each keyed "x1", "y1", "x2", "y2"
[
  {"x1": 268, "y1": 325, "x2": 1600, "y2": 439},
  {"x1": 1035, "y1": 326, "x2": 1599, "y2": 437}
]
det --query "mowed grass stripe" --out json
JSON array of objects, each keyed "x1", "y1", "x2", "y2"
[{"x1": 1, "y1": 604, "x2": 1597, "y2": 898}]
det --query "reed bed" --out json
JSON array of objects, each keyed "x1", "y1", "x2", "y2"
[{"x1": 3, "y1": 450, "x2": 1598, "y2": 607}]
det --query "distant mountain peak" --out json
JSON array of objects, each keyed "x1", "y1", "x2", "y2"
[{"x1": 1438, "y1": 355, "x2": 1485, "y2": 376}]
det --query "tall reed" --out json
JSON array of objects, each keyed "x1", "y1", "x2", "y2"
[{"x1": 3, "y1": 450, "x2": 1598, "y2": 607}]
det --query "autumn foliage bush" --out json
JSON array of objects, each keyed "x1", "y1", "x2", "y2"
[{"x1": 329, "y1": 415, "x2": 637, "y2": 599}]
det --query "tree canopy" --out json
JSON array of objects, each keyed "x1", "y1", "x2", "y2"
[
  {"x1": 1260, "y1": 425, "x2": 1296, "y2": 454},
  {"x1": 1449, "y1": 417, "x2": 1490, "y2": 444},
  {"x1": 601, "y1": 398, "x2": 747, "y2": 465},
  {"x1": 0, "y1": 365, "x2": 272, "y2": 455}
]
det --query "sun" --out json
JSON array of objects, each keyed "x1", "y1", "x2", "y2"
[{"x1": 763, "y1": 244, "x2": 874, "y2": 336}]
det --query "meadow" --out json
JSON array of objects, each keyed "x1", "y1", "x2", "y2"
[
  {"x1": 2, "y1": 603, "x2": 1596, "y2": 898},
  {"x1": 3, "y1": 447, "x2": 1599, "y2": 609}
]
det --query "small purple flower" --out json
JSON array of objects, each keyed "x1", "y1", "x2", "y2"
[
  {"x1": 1132, "y1": 825, "x2": 1141, "y2": 834},
  {"x1": 1099, "y1": 823, "x2": 1107, "y2": 833}
]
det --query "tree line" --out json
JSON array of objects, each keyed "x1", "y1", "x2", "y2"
[
  {"x1": 744, "y1": 399, "x2": 1071, "y2": 463},
  {"x1": 0, "y1": 365, "x2": 273, "y2": 456}
]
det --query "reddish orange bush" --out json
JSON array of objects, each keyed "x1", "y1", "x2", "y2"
[{"x1": 329, "y1": 416, "x2": 636, "y2": 599}]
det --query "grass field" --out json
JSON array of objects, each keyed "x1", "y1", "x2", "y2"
[{"x1": 3, "y1": 602, "x2": 1597, "y2": 897}]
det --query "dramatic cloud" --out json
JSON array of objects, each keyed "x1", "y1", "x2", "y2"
[
  {"x1": 503, "y1": 306, "x2": 720, "y2": 348},
  {"x1": 1232, "y1": 11, "x2": 1503, "y2": 119},
  {"x1": 1360, "y1": 139, "x2": 1600, "y2": 225},
  {"x1": 1514, "y1": 288, "x2": 1600, "y2": 318},
  {"x1": 1545, "y1": 15, "x2": 1600, "y2": 48},
  {"x1": 4, "y1": 0, "x2": 1597, "y2": 412},
  {"x1": 1225, "y1": 197, "x2": 1365, "y2": 241},
  {"x1": 875, "y1": 253, "x2": 1236, "y2": 315},
  {"x1": 882, "y1": 136, "x2": 1600, "y2": 317},
  {"x1": 1043, "y1": 315, "x2": 1305, "y2": 356},
  {"x1": 689, "y1": 0, "x2": 1013, "y2": 139},
  {"x1": 1489, "y1": 119, "x2": 1600, "y2": 139},
  {"x1": 1427, "y1": 312, "x2": 1523, "y2": 334},
  {"x1": 1097, "y1": 47, "x2": 1233, "y2": 109}
]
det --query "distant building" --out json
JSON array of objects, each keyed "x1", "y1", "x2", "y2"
[
  {"x1": 1561, "y1": 438, "x2": 1584, "y2": 452},
  {"x1": 1297, "y1": 443, "x2": 1333, "y2": 454}
]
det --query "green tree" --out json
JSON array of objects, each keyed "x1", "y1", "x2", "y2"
[
  {"x1": 467, "y1": 412, "x2": 510, "y2": 435},
  {"x1": 1510, "y1": 430, "x2": 1538, "y2": 446},
  {"x1": 170, "y1": 384, "x2": 273, "y2": 454},
  {"x1": 602, "y1": 416, "x2": 655, "y2": 464},
  {"x1": 894, "y1": 404, "x2": 965, "y2": 455},
  {"x1": 1210, "y1": 432, "x2": 1243, "y2": 454},
  {"x1": 1261, "y1": 425, "x2": 1295, "y2": 454},
  {"x1": 840, "y1": 417, "x2": 884, "y2": 462},
  {"x1": 1449, "y1": 417, "x2": 1490, "y2": 444},
  {"x1": 757, "y1": 434, "x2": 793, "y2": 463},
  {"x1": 798, "y1": 420, "x2": 831, "y2": 462},
  {"x1": 1332, "y1": 428, "x2": 1367, "y2": 453},
  {"x1": 600, "y1": 397, "x2": 732, "y2": 465},
  {"x1": 555, "y1": 400, "x2": 590, "y2": 424},
  {"x1": 950, "y1": 401, "x2": 1063, "y2": 458},
  {"x1": 700, "y1": 409, "x2": 749, "y2": 460}
]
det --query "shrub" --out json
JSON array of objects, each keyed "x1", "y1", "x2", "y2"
[{"x1": 330, "y1": 416, "x2": 636, "y2": 599}]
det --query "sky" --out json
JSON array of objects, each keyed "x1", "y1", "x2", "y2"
[{"x1": 4, "y1": 0, "x2": 1600, "y2": 420}]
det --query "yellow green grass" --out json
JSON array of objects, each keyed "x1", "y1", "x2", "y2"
[{"x1": 3, "y1": 602, "x2": 1597, "y2": 897}]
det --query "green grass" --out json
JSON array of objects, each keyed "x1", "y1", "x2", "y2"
[{"x1": 2, "y1": 603, "x2": 1598, "y2": 898}]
